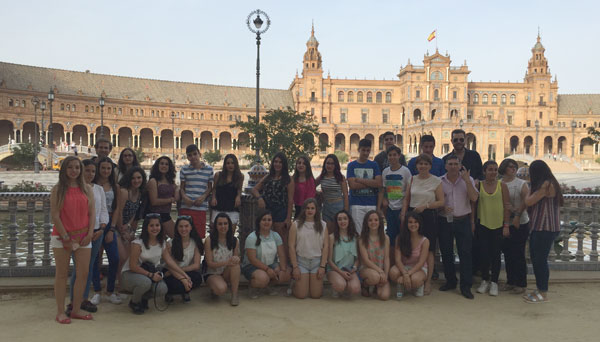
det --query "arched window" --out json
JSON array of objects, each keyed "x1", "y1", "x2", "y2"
[
  {"x1": 430, "y1": 71, "x2": 443, "y2": 80},
  {"x1": 338, "y1": 91, "x2": 344, "y2": 102},
  {"x1": 492, "y1": 94, "x2": 497, "y2": 104},
  {"x1": 91, "y1": 106, "x2": 94, "y2": 113},
  {"x1": 8, "y1": 99, "x2": 13, "y2": 106},
  {"x1": 376, "y1": 92, "x2": 382, "y2": 103},
  {"x1": 66, "y1": 104, "x2": 70, "y2": 111},
  {"x1": 108, "y1": 107, "x2": 112, "y2": 114},
  {"x1": 434, "y1": 89, "x2": 439, "y2": 100},
  {"x1": 22, "y1": 100, "x2": 26, "y2": 107},
  {"x1": 347, "y1": 91, "x2": 354, "y2": 102},
  {"x1": 85, "y1": 105, "x2": 89, "y2": 112},
  {"x1": 72, "y1": 104, "x2": 76, "y2": 112},
  {"x1": 140, "y1": 109, "x2": 144, "y2": 116},
  {"x1": 60, "y1": 103, "x2": 65, "y2": 110},
  {"x1": 151, "y1": 110, "x2": 155, "y2": 117},
  {"x1": 510, "y1": 94, "x2": 516, "y2": 104},
  {"x1": 357, "y1": 91, "x2": 363, "y2": 102},
  {"x1": 366, "y1": 92, "x2": 373, "y2": 103},
  {"x1": 501, "y1": 94, "x2": 507, "y2": 105},
  {"x1": 201, "y1": 113, "x2": 204, "y2": 120},
  {"x1": 482, "y1": 94, "x2": 488, "y2": 104},
  {"x1": 385, "y1": 92, "x2": 392, "y2": 103},
  {"x1": 473, "y1": 94, "x2": 479, "y2": 104}
]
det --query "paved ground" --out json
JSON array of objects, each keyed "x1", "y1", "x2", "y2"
[{"x1": 0, "y1": 281, "x2": 598, "y2": 342}]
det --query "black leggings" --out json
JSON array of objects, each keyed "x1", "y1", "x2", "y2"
[
  {"x1": 478, "y1": 225, "x2": 503, "y2": 283},
  {"x1": 164, "y1": 270, "x2": 203, "y2": 294}
]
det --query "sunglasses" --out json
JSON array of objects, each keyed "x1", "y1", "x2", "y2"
[
  {"x1": 177, "y1": 215, "x2": 193, "y2": 221},
  {"x1": 145, "y1": 213, "x2": 161, "y2": 218},
  {"x1": 452, "y1": 138, "x2": 465, "y2": 143}
]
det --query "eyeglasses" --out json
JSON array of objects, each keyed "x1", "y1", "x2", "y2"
[
  {"x1": 145, "y1": 213, "x2": 161, "y2": 218},
  {"x1": 452, "y1": 138, "x2": 465, "y2": 143}
]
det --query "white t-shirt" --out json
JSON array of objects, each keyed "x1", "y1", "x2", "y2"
[
  {"x1": 122, "y1": 238, "x2": 166, "y2": 273},
  {"x1": 409, "y1": 175, "x2": 442, "y2": 208},
  {"x1": 504, "y1": 178, "x2": 530, "y2": 225},
  {"x1": 382, "y1": 165, "x2": 412, "y2": 210}
]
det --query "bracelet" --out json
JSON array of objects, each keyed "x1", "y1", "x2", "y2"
[{"x1": 319, "y1": 265, "x2": 326, "y2": 269}]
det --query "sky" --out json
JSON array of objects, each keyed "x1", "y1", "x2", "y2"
[{"x1": 1, "y1": 0, "x2": 599, "y2": 94}]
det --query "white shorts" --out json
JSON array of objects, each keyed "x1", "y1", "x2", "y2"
[
  {"x1": 211, "y1": 210, "x2": 240, "y2": 226},
  {"x1": 350, "y1": 205, "x2": 376, "y2": 234},
  {"x1": 50, "y1": 235, "x2": 92, "y2": 249},
  {"x1": 405, "y1": 265, "x2": 428, "y2": 275}
]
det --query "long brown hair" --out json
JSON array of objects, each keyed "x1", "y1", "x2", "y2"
[
  {"x1": 53, "y1": 156, "x2": 90, "y2": 210},
  {"x1": 296, "y1": 198, "x2": 324, "y2": 234},
  {"x1": 217, "y1": 154, "x2": 243, "y2": 189},
  {"x1": 360, "y1": 210, "x2": 385, "y2": 247},
  {"x1": 293, "y1": 155, "x2": 314, "y2": 182},
  {"x1": 332, "y1": 210, "x2": 358, "y2": 244}
]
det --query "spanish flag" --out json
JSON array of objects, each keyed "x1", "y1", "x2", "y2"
[{"x1": 427, "y1": 30, "x2": 436, "y2": 42}]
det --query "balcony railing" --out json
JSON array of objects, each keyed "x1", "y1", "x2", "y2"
[{"x1": 1, "y1": 193, "x2": 599, "y2": 276}]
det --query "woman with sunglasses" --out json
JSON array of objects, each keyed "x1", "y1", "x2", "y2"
[
  {"x1": 117, "y1": 147, "x2": 141, "y2": 182},
  {"x1": 164, "y1": 216, "x2": 204, "y2": 302},
  {"x1": 121, "y1": 214, "x2": 189, "y2": 314}
]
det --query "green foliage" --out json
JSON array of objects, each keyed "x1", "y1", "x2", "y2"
[
  {"x1": 203, "y1": 150, "x2": 222, "y2": 166},
  {"x1": 11, "y1": 142, "x2": 36, "y2": 169},
  {"x1": 134, "y1": 147, "x2": 145, "y2": 164},
  {"x1": 231, "y1": 107, "x2": 320, "y2": 164},
  {"x1": 334, "y1": 150, "x2": 349, "y2": 164},
  {"x1": 595, "y1": 157, "x2": 600, "y2": 165},
  {"x1": 0, "y1": 180, "x2": 49, "y2": 192},
  {"x1": 587, "y1": 126, "x2": 600, "y2": 144}
]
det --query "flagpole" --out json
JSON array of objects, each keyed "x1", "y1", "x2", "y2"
[{"x1": 435, "y1": 28, "x2": 438, "y2": 51}]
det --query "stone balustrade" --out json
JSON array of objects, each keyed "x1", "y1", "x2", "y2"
[{"x1": 1, "y1": 192, "x2": 599, "y2": 276}]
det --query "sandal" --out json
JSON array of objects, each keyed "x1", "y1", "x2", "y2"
[
  {"x1": 55, "y1": 314, "x2": 71, "y2": 324},
  {"x1": 69, "y1": 312, "x2": 94, "y2": 320},
  {"x1": 523, "y1": 291, "x2": 548, "y2": 304}
]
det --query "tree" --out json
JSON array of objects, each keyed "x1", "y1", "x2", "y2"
[
  {"x1": 203, "y1": 150, "x2": 222, "y2": 166},
  {"x1": 11, "y1": 142, "x2": 36, "y2": 170},
  {"x1": 588, "y1": 127, "x2": 600, "y2": 164},
  {"x1": 134, "y1": 147, "x2": 146, "y2": 164},
  {"x1": 231, "y1": 107, "x2": 321, "y2": 164},
  {"x1": 334, "y1": 150, "x2": 349, "y2": 164}
]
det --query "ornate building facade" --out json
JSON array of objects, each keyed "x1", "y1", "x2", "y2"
[{"x1": 1, "y1": 27, "x2": 599, "y2": 166}]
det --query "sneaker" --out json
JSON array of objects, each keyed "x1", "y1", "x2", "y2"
[
  {"x1": 396, "y1": 284, "x2": 404, "y2": 300},
  {"x1": 265, "y1": 286, "x2": 279, "y2": 296},
  {"x1": 108, "y1": 293, "x2": 122, "y2": 304},
  {"x1": 182, "y1": 293, "x2": 191, "y2": 303},
  {"x1": 477, "y1": 281, "x2": 490, "y2": 294},
  {"x1": 230, "y1": 294, "x2": 239, "y2": 306},
  {"x1": 286, "y1": 280, "x2": 294, "y2": 297},
  {"x1": 81, "y1": 300, "x2": 98, "y2": 313},
  {"x1": 248, "y1": 287, "x2": 259, "y2": 299},
  {"x1": 415, "y1": 285, "x2": 424, "y2": 297},
  {"x1": 332, "y1": 290, "x2": 340, "y2": 298},
  {"x1": 489, "y1": 282, "x2": 499, "y2": 296},
  {"x1": 128, "y1": 300, "x2": 144, "y2": 315},
  {"x1": 90, "y1": 293, "x2": 101, "y2": 305}
]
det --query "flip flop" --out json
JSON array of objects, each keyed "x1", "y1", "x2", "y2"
[
  {"x1": 55, "y1": 315, "x2": 71, "y2": 324},
  {"x1": 523, "y1": 291, "x2": 547, "y2": 304},
  {"x1": 69, "y1": 312, "x2": 94, "y2": 320}
]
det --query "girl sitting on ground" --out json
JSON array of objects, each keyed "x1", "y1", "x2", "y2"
[
  {"x1": 326, "y1": 210, "x2": 360, "y2": 298},
  {"x1": 358, "y1": 210, "x2": 390, "y2": 300},
  {"x1": 289, "y1": 198, "x2": 329, "y2": 299},
  {"x1": 204, "y1": 213, "x2": 241, "y2": 306},
  {"x1": 164, "y1": 216, "x2": 204, "y2": 303},
  {"x1": 389, "y1": 211, "x2": 430, "y2": 298},
  {"x1": 242, "y1": 210, "x2": 291, "y2": 299}
]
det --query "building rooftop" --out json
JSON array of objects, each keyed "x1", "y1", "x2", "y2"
[
  {"x1": 0, "y1": 61, "x2": 294, "y2": 109},
  {"x1": 557, "y1": 94, "x2": 600, "y2": 115}
]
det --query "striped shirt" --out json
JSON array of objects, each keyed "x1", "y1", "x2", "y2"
[
  {"x1": 180, "y1": 163, "x2": 213, "y2": 211},
  {"x1": 320, "y1": 176, "x2": 343, "y2": 202},
  {"x1": 529, "y1": 196, "x2": 560, "y2": 232}
]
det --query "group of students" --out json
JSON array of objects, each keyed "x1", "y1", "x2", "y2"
[{"x1": 50, "y1": 129, "x2": 563, "y2": 324}]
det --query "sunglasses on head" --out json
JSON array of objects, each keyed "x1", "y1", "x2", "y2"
[
  {"x1": 145, "y1": 213, "x2": 161, "y2": 218},
  {"x1": 177, "y1": 215, "x2": 192, "y2": 221},
  {"x1": 453, "y1": 138, "x2": 465, "y2": 143}
]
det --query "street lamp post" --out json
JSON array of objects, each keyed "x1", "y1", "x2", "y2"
[
  {"x1": 535, "y1": 119, "x2": 540, "y2": 157},
  {"x1": 171, "y1": 112, "x2": 176, "y2": 163},
  {"x1": 31, "y1": 97, "x2": 40, "y2": 173},
  {"x1": 99, "y1": 96, "x2": 105, "y2": 138},
  {"x1": 459, "y1": 118, "x2": 464, "y2": 130},
  {"x1": 247, "y1": 9, "x2": 271, "y2": 163},
  {"x1": 40, "y1": 102, "x2": 46, "y2": 146},
  {"x1": 47, "y1": 89, "x2": 54, "y2": 168},
  {"x1": 571, "y1": 120, "x2": 577, "y2": 158}
]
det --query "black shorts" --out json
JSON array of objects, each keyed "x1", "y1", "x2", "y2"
[{"x1": 159, "y1": 212, "x2": 172, "y2": 223}]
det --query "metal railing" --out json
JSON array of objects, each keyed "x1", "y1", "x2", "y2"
[{"x1": 1, "y1": 192, "x2": 599, "y2": 276}]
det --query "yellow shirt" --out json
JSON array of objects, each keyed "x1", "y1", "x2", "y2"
[{"x1": 477, "y1": 180, "x2": 503, "y2": 229}]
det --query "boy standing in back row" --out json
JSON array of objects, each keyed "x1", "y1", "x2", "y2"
[
  {"x1": 347, "y1": 139, "x2": 382, "y2": 234},
  {"x1": 179, "y1": 144, "x2": 213, "y2": 238}
]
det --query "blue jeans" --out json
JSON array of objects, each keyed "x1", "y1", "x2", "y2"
[
  {"x1": 70, "y1": 231, "x2": 103, "y2": 301},
  {"x1": 529, "y1": 231, "x2": 559, "y2": 292},
  {"x1": 385, "y1": 208, "x2": 402, "y2": 246},
  {"x1": 438, "y1": 217, "x2": 473, "y2": 289},
  {"x1": 93, "y1": 226, "x2": 119, "y2": 293}
]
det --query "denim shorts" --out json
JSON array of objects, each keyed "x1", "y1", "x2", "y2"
[
  {"x1": 297, "y1": 256, "x2": 322, "y2": 274},
  {"x1": 241, "y1": 262, "x2": 278, "y2": 280}
]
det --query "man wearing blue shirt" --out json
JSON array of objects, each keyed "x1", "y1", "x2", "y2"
[
  {"x1": 347, "y1": 139, "x2": 382, "y2": 234},
  {"x1": 408, "y1": 135, "x2": 446, "y2": 177}
]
